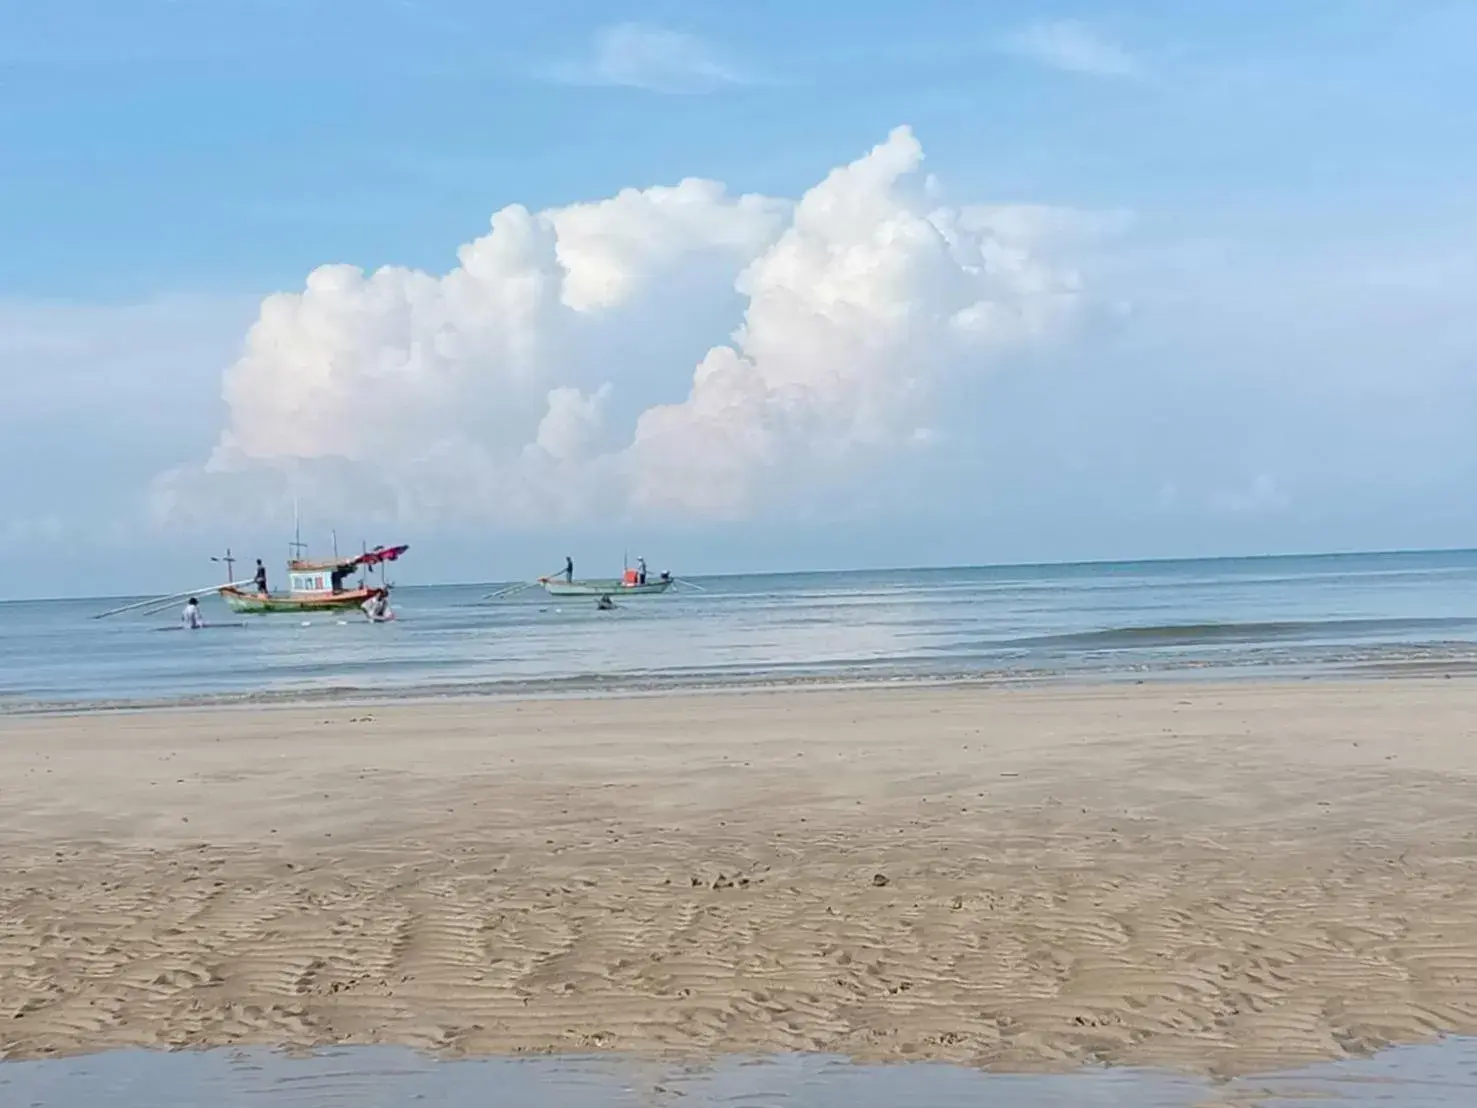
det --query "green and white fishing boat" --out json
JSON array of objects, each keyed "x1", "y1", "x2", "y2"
[{"x1": 538, "y1": 575, "x2": 674, "y2": 598}]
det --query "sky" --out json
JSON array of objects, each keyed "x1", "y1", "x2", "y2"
[{"x1": 3, "y1": 0, "x2": 1477, "y2": 597}]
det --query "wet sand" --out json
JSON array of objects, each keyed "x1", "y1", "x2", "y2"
[{"x1": 3, "y1": 680, "x2": 1477, "y2": 1075}]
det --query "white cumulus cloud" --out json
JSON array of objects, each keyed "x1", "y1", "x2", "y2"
[{"x1": 153, "y1": 126, "x2": 1098, "y2": 532}]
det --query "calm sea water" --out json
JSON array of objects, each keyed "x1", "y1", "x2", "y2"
[
  {"x1": 4, "y1": 550, "x2": 1477, "y2": 710},
  {"x1": 6, "y1": 1038, "x2": 1477, "y2": 1107}
]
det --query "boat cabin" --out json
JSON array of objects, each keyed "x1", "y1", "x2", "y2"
[{"x1": 288, "y1": 558, "x2": 359, "y2": 595}]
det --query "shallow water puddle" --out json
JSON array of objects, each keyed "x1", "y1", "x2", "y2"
[{"x1": 4, "y1": 1039, "x2": 1477, "y2": 1107}]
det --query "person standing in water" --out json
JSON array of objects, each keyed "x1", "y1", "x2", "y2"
[
  {"x1": 564, "y1": 555, "x2": 574, "y2": 583},
  {"x1": 361, "y1": 591, "x2": 390, "y2": 621},
  {"x1": 254, "y1": 558, "x2": 268, "y2": 596},
  {"x1": 182, "y1": 597, "x2": 204, "y2": 629}
]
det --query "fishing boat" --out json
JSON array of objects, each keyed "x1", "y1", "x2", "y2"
[
  {"x1": 221, "y1": 543, "x2": 409, "y2": 614},
  {"x1": 538, "y1": 575, "x2": 674, "y2": 598},
  {"x1": 483, "y1": 555, "x2": 700, "y2": 605},
  {"x1": 90, "y1": 514, "x2": 410, "y2": 624}
]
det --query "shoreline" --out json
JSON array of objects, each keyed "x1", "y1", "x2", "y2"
[
  {"x1": 4, "y1": 657, "x2": 1474, "y2": 718},
  {"x1": 4, "y1": 678, "x2": 1477, "y2": 1074}
]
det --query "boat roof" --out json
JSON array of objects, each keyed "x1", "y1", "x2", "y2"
[
  {"x1": 289, "y1": 558, "x2": 356, "y2": 572},
  {"x1": 288, "y1": 543, "x2": 409, "y2": 573}
]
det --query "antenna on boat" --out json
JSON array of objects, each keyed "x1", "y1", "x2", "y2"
[
  {"x1": 211, "y1": 547, "x2": 235, "y2": 582},
  {"x1": 331, "y1": 529, "x2": 338, "y2": 558}
]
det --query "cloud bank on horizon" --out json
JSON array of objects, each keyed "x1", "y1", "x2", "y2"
[{"x1": 152, "y1": 127, "x2": 1099, "y2": 533}]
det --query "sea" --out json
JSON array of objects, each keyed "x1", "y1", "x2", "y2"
[
  {"x1": 6, "y1": 1038, "x2": 1477, "y2": 1107},
  {"x1": 4, "y1": 549, "x2": 1477, "y2": 712}
]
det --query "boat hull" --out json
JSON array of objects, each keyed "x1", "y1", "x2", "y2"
[
  {"x1": 538, "y1": 578, "x2": 673, "y2": 598},
  {"x1": 220, "y1": 586, "x2": 385, "y2": 614}
]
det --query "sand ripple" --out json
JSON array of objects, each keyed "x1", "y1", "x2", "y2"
[{"x1": 3, "y1": 681, "x2": 1477, "y2": 1075}]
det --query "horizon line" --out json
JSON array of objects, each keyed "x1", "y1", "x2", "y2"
[{"x1": 5, "y1": 544, "x2": 1476, "y2": 606}]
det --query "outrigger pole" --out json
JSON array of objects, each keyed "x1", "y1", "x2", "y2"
[
  {"x1": 483, "y1": 581, "x2": 537, "y2": 600},
  {"x1": 483, "y1": 562, "x2": 567, "y2": 600},
  {"x1": 92, "y1": 579, "x2": 257, "y2": 620}
]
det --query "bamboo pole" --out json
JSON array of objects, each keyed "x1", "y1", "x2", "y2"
[{"x1": 93, "y1": 579, "x2": 256, "y2": 619}]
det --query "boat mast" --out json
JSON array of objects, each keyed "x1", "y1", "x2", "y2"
[
  {"x1": 288, "y1": 496, "x2": 308, "y2": 564},
  {"x1": 211, "y1": 547, "x2": 235, "y2": 583}
]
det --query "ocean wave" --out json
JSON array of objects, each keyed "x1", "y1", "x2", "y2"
[{"x1": 1007, "y1": 617, "x2": 1477, "y2": 650}]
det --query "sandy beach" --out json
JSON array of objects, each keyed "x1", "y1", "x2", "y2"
[{"x1": 3, "y1": 679, "x2": 1477, "y2": 1075}]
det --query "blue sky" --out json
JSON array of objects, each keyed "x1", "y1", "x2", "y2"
[{"x1": 3, "y1": 1, "x2": 1476, "y2": 596}]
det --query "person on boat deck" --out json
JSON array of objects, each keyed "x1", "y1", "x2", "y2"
[
  {"x1": 330, "y1": 566, "x2": 350, "y2": 593},
  {"x1": 564, "y1": 555, "x2": 574, "y2": 583},
  {"x1": 253, "y1": 559, "x2": 268, "y2": 595},
  {"x1": 637, "y1": 557, "x2": 647, "y2": 585},
  {"x1": 182, "y1": 597, "x2": 204, "y2": 629}
]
